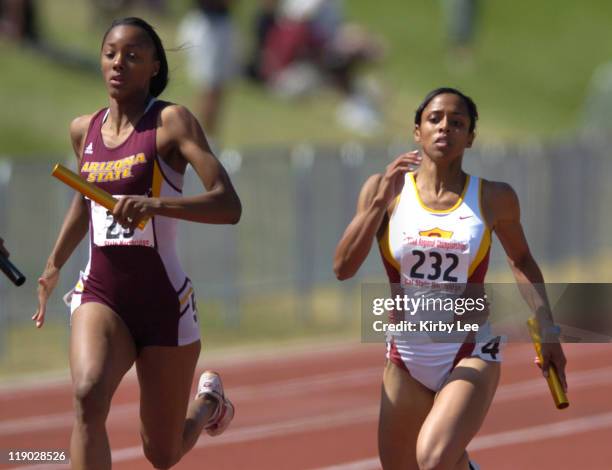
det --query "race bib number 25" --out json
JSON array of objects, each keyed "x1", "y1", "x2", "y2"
[{"x1": 90, "y1": 198, "x2": 155, "y2": 247}]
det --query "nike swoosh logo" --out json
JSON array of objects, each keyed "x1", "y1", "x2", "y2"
[{"x1": 459, "y1": 215, "x2": 473, "y2": 220}]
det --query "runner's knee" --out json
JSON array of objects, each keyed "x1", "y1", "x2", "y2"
[
  {"x1": 143, "y1": 443, "x2": 182, "y2": 470},
  {"x1": 416, "y1": 439, "x2": 457, "y2": 470},
  {"x1": 72, "y1": 378, "x2": 112, "y2": 423}
]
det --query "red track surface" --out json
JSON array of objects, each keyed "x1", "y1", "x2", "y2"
[{"x1": 1, "y1": 342, "x2": 611, "y2": 469}]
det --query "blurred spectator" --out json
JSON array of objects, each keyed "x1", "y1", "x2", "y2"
[
  {"x1": 144, "y1": 0, "x2": 166, "y2": 12},
  {"x1": 89, "y1": 0, "x2": 166, "y2": 22},
  {"x1": 581, "y1": 61, "x2": 612, "y2": 135},
  {"x1": 1, "y1": 0, "x2": 99, "y2": 71},
  {"x1": 443, "y1": 0, "x2": 479, "y2": 63},
  {"x1": 0, "y1": 0, "x2": 38, "y2": 44},
  {"x1": 90, "y1": 0, "x2": 166, "y2": 26},
  {"x1": 261, "y1": 0, "x2": 385, "y2": 136},
  {"x1": 178, "y1": 0, "x2": 239, "y2": 140},
  {"x1": 244, "y1": 0, "x2": 279, "y2": 83},
  {"x1": 90, "y1": 0, "x2": 132, "y2": 23}
]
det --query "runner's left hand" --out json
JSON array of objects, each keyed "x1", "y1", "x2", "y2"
[{"x1": 536, "y1": 342, "x2": 567, "y2": 392}]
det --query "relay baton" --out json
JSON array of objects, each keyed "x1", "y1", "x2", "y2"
[
  {"x1": 0, "y1": 251, "x2": 26, "y2": 286},
  {"x1": 51, "y1": 164, "x2": 147, "y2": 230},
  {"x1": 527, "y1": 317, "x2": 569, "y2": 409}
]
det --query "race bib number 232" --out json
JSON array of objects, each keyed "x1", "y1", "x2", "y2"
[{"x1": 400, "y1": 235, "x2": 469, "y2": 288}]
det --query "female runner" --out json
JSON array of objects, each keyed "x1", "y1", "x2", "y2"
[
  {"x1": 33, "y1": 17, "x2": 241, "y2": 470},
  {"x1": 334, "y1": 87, "x2": 567, "y2": 470}
]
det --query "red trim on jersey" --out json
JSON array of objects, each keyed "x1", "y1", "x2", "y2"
[
  {"x1": 451, "y1": 330, "x2": 477, "y2": 371},
  {"x1": 388, "y1": 340, "x2": 409, "y2": 371},
  {"x1": 379, "y1": 246, "x2": 401, "y2": 283},
  {"x1": 468, "y1": 247, "x2": 490, "y2": 283}
]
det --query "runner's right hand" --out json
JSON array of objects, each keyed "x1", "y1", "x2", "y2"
[
  {"x1": 0, "y1": 237, "x2": 8, "y2": 258},
  {"x1": 32, "y1": 266, "x2": 60, "y2": 328},
  {"x1": 376, "y1": 151, "x2": 422, "y2": 205}
]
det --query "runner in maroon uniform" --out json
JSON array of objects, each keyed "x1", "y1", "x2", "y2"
[{"x1": 33, "y1": 17, "x2": 241, "y2": 470}]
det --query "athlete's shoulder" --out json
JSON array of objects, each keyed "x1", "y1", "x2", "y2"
[
  {"x1": 159, "y1": 103, "x2": 203, "y2": 140},
  {"x1": 357, "y1": 173, "x2": 384, "y2": 210},
  {"x1": 481, "y1": 179, "x2": 518, "y2": 204},
  {"x1": 69, "y1": 113, "x2": 95, "y2": 139},
  {"x1": 69, "y1": 113, "x2": 96, "y2": 159},
  {"x1": 159, "y1": 103, "x2": 197, "y2": 128},
  {"x1": 481, "y1": 179, "x2": 520, "y2": 226}
]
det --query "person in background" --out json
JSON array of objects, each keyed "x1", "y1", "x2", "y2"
[
  {"x1": 89, "y1": 0, "x2": 166, "y2": 23},
  {"x1": 580, "y1": 60, "x2": 612, "y2": 136},
  {"x1": 178, "y1": 0, "x2": 238, "y2": 141},
  {"x1": 0, "y1": 0, "x2": 38, "y2": 43},
  {"x1": 262, "y1": 0, "x2": 385, "y2": 136},
  {"x1": 244, "y1": 0, "x2": 279, "y2": 84},
  {"x1": 443, "y1": 0, "x2": 479, "y2": 65}
]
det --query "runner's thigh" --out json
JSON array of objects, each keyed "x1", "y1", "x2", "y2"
[
  {"x1": 136, "y1": 341, "x2": 201, "y2": 455},
  {"x1": 416, "y1": 357, "x2": 500, "y2": 469},
  {"x1": 70, "y1": 302, "x2": 137, "y2": 411},
  {"x1": 379, "y1": 360, "x2": 435, "y2": 470}
]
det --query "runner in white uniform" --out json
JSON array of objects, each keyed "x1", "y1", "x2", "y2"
[
  {"x1": 381, "y1": 171, "x2": 501, "y2": 392},
  {"x1": 334, "y1": 88, "x2": 567, "y2": 470}
]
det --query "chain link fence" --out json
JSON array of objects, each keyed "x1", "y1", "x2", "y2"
[{"x1": 1, "y1": 135, "x2": 611, "y2": 357}]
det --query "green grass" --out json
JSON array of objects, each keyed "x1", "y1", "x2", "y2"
[{"x1": 2, "y1": 0, "x2": 612, "y2": 158}]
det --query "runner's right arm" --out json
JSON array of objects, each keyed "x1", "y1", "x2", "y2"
[
  {"x1": 0, "y1": 237, "x2": 8, "y2": 258},
  {"x1": 334, "y1": 152, "x2": 421, "y2": 280},
  {"x1": 33, "y1": 115, "x2": 92, "y2": 328}
]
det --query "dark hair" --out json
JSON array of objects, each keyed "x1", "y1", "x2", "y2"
[
  {"x1": 414, "y1": 87, "x2": 478, "y2": 132},
  {"x1": 102, "y1": 17, "x2": 169, "y2": 97}
]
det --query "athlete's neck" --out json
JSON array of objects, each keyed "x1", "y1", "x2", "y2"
[
  {"x1": 415, "y1": 154, "x2": 466, "y2": 197},
  {"x1": 106, "y1": 93, "x2": 153, "y2": 135}
]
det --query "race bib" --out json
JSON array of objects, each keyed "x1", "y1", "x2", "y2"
[
  {"x1": 475, "y1": 331, "x2": 506, "y2": 362},
  {"x1": 400, "y1": 235, "x2": 470, "y2": 291},
  {"x1": 90, "y1": 197, "x2": 154, "y2": 248}
]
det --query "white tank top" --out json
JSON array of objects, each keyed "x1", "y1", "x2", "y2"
[
  {"x1": 378, "y1": 173, "x2": 505, "y2": 383},
  {"x1": 379, "y1": 172, "x2": 491, "y2": 287}
]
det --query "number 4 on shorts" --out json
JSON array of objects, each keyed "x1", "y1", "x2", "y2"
[{"x1": 481, "y1": 336, "x2": 501, "y2": 360}]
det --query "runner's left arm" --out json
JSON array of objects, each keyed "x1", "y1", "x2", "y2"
[
  {"x1": 112, "y1": 104, "x2": 241, "y2": 229},
  {"x1": 485, "y1": 180, "x2": 567, "y2": 390}
]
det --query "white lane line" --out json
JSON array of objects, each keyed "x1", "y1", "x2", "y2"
[
  {"x1": 2, "y1": 341, "x2": 609, "y2": 396},
  {"x1": 16, "y1": 409, "x2": 612, "y2": 470},
  {"x1": 0, "y1": 341, "x2": 375, "y2": 395},
  {"x1": 313, "y1": 411, "x2": 612, "y2": 470},
  {"x1": 314, "y1": 458, "x2": 380, "y2": 470},
  {"x1": 0, "y1": 342, "x2": 612, "y2": 401},
  {"x1": 493, "y1": 366, "x2": 612, "y2": 403},
  {"x1": 0, "y1": 402, "x2": 134, "y2": 436},
  {"x1": 501, "y1": 342, "x2": 612, "y2": 366},
  {"x1": 234, "y1": 367, "x2": 381, "y2": 401},
  {"x1": 2, "y1": 364, "x2": 612, "y2": 437},
  {"x1": 468, "y1": 411, "x2": 612, "y2": 451},
  {"x1": 9, "y1": 406, "x2": 381, "y2": 470},
  {"x1": 0, "y1": 367, "x2": 381, "y2": 436}
]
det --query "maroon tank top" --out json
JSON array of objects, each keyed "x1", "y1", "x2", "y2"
[{"x1": 80, "y1": 99, "x2": 165, "y2": 196}]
